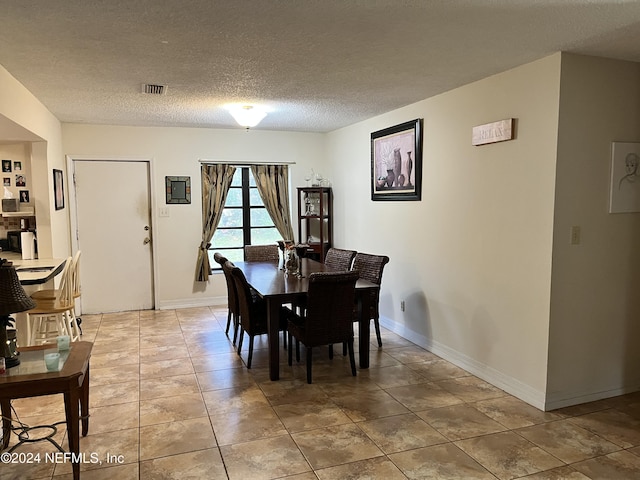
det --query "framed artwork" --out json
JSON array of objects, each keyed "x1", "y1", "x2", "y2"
[
  {"x1": 53, "y1": 169, "x2": 65, "y2": 210},
  {"x1": 371, "y1": 118, "x2": 423, "y2": 201},
  {"x1": 13, "y1": 161, "x2": 22, "y2": 171},
  {"x1": 2, "y1": 160, "x2": 11, "y2": 172},
  {"x1": 166, "y1": 176, "x2": 191, "y2": 204},
  {"x1": 609, "y1": 142, "x2": 640, "y2": 213},
  {"x1": 3, "y1": 178, "x2": 10, "y2": 186},
  {"x1": 19, "y1": 190, "x2": 29, "y2": 203},
  {"x1": 15, "y1": 175, "x2": 25, "y2": 187}
]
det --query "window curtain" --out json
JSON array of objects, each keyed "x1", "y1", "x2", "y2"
[
  {"x1": 195, "y1": 164, "x2": 236, "y2": 282},
  {"x1": 251, "y1": 165, "x2": 295, "y2": 242}
]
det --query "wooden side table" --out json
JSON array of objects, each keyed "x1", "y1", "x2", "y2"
[{"x1": 0, "y1": 341, "x2": 92, "y2": 480}]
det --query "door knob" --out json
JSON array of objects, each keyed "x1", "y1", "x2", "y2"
[{"x1": 144, "y1": 225, "x2": 150, "y2": 231}]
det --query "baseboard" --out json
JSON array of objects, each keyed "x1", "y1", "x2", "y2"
[
  {"x1": 378, "y1": 316, "x2": 547, "y2": 410},
  {"x1": 543, "y1": 383, "x2": 640, "y2": 411},
  {"x1": 157, "y1": 296, "x2": 227, "y2": 310}
]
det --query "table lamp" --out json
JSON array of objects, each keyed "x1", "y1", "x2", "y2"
[{"x1": 0, "y1": 259, "x2": 35, "y2": 367}]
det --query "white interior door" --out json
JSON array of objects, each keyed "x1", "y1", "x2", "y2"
[{"x1": 72, "y1": 160, "x2": 154, "y2": 313}]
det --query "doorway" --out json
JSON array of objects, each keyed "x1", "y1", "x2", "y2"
[{"x1": 69, "y1": 158, "x2": 155, "y2": 314}]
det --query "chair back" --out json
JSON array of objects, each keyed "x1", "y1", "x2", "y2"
[
  {"x1": 244, "y1": 244, "x2": 279, "y2": 262},
  {"x1": 303, "y1": 271, "x2": 359, "y2": 346},
  {"x1": 229, "y1": 262, "x2": 267, "y2": 334},
  {"x1": 213, "y1": 252, "x2": 228, "y2": 267},
  {"x1": 221, "y1": 259, "x2": 239, "y2": 316},
  {"x1": 351, "y1": 253, "x2": 389, "y2": 285},
  {"x1": 324, "y1": 248, "x2": 356, "y2": 271},
  {"x1": 56, "y1": 256, "x2": 75, "y2": 307},
  {"x1": 70, "y1": 250, "x2": 82, "y2": 298}
]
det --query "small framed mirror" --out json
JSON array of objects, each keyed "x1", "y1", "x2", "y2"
[{"x1": 165, "y1": 176, "x2": 191, "y2": 204}]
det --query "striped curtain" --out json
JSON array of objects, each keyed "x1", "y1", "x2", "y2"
[
  {"x1": 251, "y1": 165, "x2": 295, "y2": 242},
  {"x1": 195, "y1": 164, "x2": 236, "y2": 282}
]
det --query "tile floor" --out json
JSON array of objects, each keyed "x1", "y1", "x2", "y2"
[{"x1": 3, "y1": 306, "x2": 640, "y2": 479}]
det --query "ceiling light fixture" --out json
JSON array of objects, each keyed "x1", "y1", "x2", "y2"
[{"x1": 227, "y1": 105, "x2": 267, "y2": 128}]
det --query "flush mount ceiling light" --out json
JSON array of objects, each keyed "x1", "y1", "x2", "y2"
[{"x1": 227, "y1": 105, "x2": 267, "y2": 128}]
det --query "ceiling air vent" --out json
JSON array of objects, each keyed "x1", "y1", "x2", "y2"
[{"x1": 141, "y1": 83, "x2": 167, "y2": 95}]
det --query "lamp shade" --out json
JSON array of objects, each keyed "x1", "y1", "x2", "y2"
[
  {"x1": 0, "y1": 261, "x2": 36, "y2": 315},
  {"x1": 228, "y1": 105, "x2": 267, "y2": 128}
]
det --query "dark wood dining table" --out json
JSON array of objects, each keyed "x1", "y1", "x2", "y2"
[{"x1": 235, "y1": 258, "x2": 379, "y2": 381}]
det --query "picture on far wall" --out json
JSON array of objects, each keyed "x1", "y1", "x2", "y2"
[
  {"x1": 54, "y1": 169, "x2": 65, "y2": 210},
  {"x1": 371, "y1": 118, "x2": 423, "y2": 201},
  {"x1": 609, "y1": 142, "x2": 640, "y2": 213},
  {"x1": 19, "y1": 190, "x2": 29, "y2": 203},
  {"x1": 165, "y1": 176, "x2": 191, "y2": 204},
  {"x1": 2, "y1": 160, "x2": 11, "y2": 172},
  {"x1": 15, "y1": 175, "x2": 25, "y2": 187},
  {"x1": 3, "y1": 178, "x2": 9, "y2": 187},
  {"x1": 13, "y1": 161, "x2": 22, "y2": 171}
]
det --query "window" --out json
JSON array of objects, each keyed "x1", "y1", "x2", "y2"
[{"x1": 209, "y1": 167, "x2": 280, "y2": 268}]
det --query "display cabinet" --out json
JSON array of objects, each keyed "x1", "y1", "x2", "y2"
[{"x1": 297, "y1": 187, "x2": 332, "y2": 262}]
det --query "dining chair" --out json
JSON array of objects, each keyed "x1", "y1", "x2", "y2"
[
  {"x1": 351, "y1": 252, "x2": 390, "y2": 348},
  {"x1": 244, "y1": 244, "x2": 279, "y2": 262},
  {"x1": 285, "y1": 271, "x2": 360, "y2": 384},
  {"x1": 29, "y1": 251, "x2": 82, "y2": 340},
  {"x1": 213, "y1": 252, "x2": 239, "y2": 342},
  {"x1": 229, "y1": 261, "x2": 287, "y2": 368},
  {"x1": 27, "y1": 256, "x2": 77, "y2": 345},
  {"x1": 324, "y1": 247, "x2": 357, "y2": 270}
]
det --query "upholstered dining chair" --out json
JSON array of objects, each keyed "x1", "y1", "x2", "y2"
[
  {"x1": 351, "y1": 252, "x2": 390, "y2": 348},
  {"x1": 324, "y1": 247, "x2": 357, "y2": 270},
  {"x1": 229, "y1": 261, "x2": 287, "y2": 368},
  {"x1": 286, "y1": 271, "x2": 360, "y2": 384},
  {"x1": 244, "y1": 244, "x2": 279, "y2": 262},
  {"x1": 214, "y1": 252, "x2": 240, "y2": 343}
]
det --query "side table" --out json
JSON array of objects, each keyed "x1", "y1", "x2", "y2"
[{"x1": 0, "y1": 341, "x2": 92, "y2": 480}]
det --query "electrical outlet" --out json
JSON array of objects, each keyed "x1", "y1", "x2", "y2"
[
  {"x1": 400, "y1": 300, "x2": 405, "y2": 312},
  {"x1": 570, "y1": 225, "x2": 581, "y2": 245}
]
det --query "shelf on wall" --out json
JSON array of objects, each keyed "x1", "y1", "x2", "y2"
[{"x1": 1, "y1": 207, "x2": 35, "y2": 217}]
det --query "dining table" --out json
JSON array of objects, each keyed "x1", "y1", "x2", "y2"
[{"x1": 235, "y1": 258, "x2": 379, "y2": 381}]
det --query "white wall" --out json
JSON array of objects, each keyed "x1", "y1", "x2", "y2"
[
  {"x1": 326, "y1": 54, "x2": 563, "y2": 408},
  {"x1": 61, "y1": 124, "x2": 326, "y2": 308},
  {"x1": 547, "y1": 54, "x2": 640, "y2": 408}
]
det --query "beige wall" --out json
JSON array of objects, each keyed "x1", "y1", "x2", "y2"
[
  {"x1": 547, "y1": 54, "x2": 640, "y2": 408},
  {"x1": 326, "y1": 54, "x2": 563, "y2": 408},
  {"x1": 61, "y1": 124, "x2": 326, "y2": 308}
]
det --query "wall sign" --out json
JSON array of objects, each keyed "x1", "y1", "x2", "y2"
[{"x1": 472, "y1": 118, "x2": 514, "y2": 146}]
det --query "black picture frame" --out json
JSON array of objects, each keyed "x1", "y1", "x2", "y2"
[
  {"x1": 53, "y1": 169, "x2": 64, "y2": 210},
  {"x1": 166, "y1": 176, "x2": 191, "y2": 204},
  {"x1": 371, "y1": 118, "x2": 423, "y2": 201}
]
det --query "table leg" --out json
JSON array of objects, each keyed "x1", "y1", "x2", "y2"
[
  {"x1": 1, "y1": 398, "x2": 11, "y2": 449},
  {"x1": 358, "y1": 292, "x2": 371, "y2": 369},
  {"x1": 267, "y1": 298, "x2": 281, "y2": 381},
  {"x1": 64, "y1": 388, "x2": 81, "y2": 480},
  {"x1": 80, "y1": 365, "x2": 90, "y2": 437}
]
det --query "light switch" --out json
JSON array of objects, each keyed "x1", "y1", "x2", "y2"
[
  {"x1": 570, "y1": 226, "x2": 581, "y2": 245},
  {"x1": 159, "y1": 207, "x2": 170, "y2": 217}
]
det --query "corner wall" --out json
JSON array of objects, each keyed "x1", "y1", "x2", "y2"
[
  {"x1": 547, "y1": 54, "x2": 640, "y2": 408},
  {"x1": 326, "y1": 54, "x2": 563, "y2": 408},
  {"x1": 0, "y1": 65, "x2": 66, "y2": 259}
]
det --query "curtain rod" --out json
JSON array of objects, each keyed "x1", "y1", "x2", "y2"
[{"x1": 199, "y1": 159, "x2": 296, "y2": 166}]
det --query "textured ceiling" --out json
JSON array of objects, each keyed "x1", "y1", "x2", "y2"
[{"x1": 1, "y1": 1, "x2": 640, "y2": 133}]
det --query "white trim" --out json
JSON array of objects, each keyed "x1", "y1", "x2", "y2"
[
  {"x1": 378, "y1": 315, "x2": 547, "y2": 410},
  {"x1": 198, "y1": 159, "x2": 296, "y2": 166},
  {"x1": 66, "y1": 155, "x2": 159, "y2": 312},
  {"x1": 157, "y1": 296, "x2": 227, "y2": 310}
]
